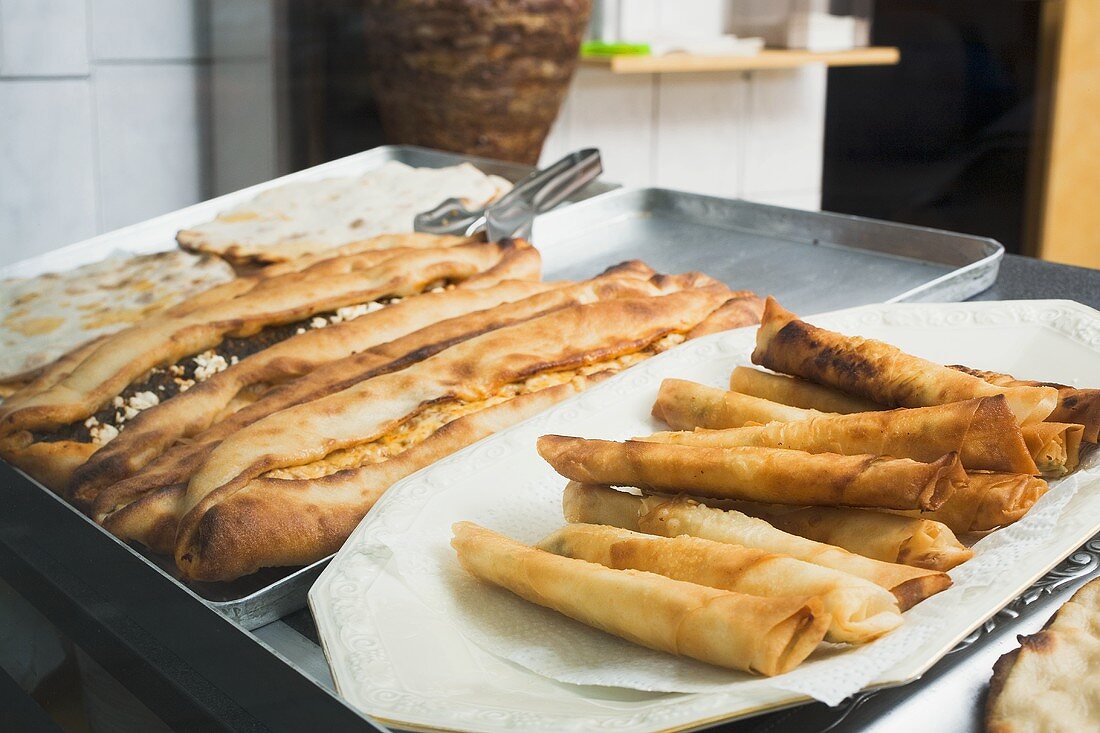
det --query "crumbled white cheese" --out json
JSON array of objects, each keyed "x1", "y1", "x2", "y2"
[
  {"x1": 174, "y1": 378, "x2": 195, "y2": 392},
  {"x1": 295, "y1": 327, "x2": 306, "y2": 335},
  {"x1": 193, "y1": 351, "x2": 229, "y2": 381},
  {"x1": 310, "y1": 317, "x2": 328, "y2": 329},
  {"x1": 90, "y1": 423, "x2": 120, "y2": 445},
  {"x1": 168, "y1": 364, "x2": 185, "y2": 377},
  {"x1": 121, "y1": 405, "x2": 139, "y2": 420},
  {"x1": 128, "y1": 391, "x2": 159, "y2": 411},
  {"x1": 229, "y1": 355, "x2": 239, "y2": 365},
  {"x1": 83, "y1": 416, "x2": 99, "y2": 429},
  {"x1": 112, "y1": 396, "x2": 125, "y2": 408},
  {"x1": 429, "y1": 286, "x2": 446, "y2": 293},
  {"x1": 331, "y1": 301, "x2": 385, "y2": 325}
]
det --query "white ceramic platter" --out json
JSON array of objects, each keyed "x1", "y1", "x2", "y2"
[{"x1": 310, "y1": 300, "x2": 1100, "y2": 733}]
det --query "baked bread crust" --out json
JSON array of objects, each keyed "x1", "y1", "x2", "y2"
[
  {"x1": 0, "y1": 240, "x2": 535, "y2": 491},
  {"x1": 101, "y1": 285, "x2": 758, "y2": 581},
  {"x1": 985, "y1": 577, "x2": 1100, "y2": 732},
  {"x1": 70, "y1": 279, "x2": 553, "y2": 503},
  {"x1": 81, "y1": 264, "x2": 703, "y2": 515}
]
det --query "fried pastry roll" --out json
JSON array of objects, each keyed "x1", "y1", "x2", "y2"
[
  {"x1": 538, "y1": 523, "x2": 902, "y2": 643},
  {"x1": 728, "y1": 366, "x2": 881, "y2": 413},
  {"x1": 883, "y1": 472, "x2": 1049, "y2": 533},
  {"x1": 643, "y1": 395, "x2": 1037, "y2": 475},
  {"x1": 951, "y1": 365, "x2": 1100, "y2": 443},
  {"x1": 1020, "y1": 422, "x2": 1083, "y2": 477},
  {"x1": 710, "y1": 503, "x2": 971, "y2": 571},
  {"x1": 561, "y1": 484, "x2": 951, "y2": 610},
  {"x1": 652, "y1": 378, "x2": 827, "y2": 431},
  {"x1": 752, "y1": 297, "x2": 1058, "y2": 425},
  {"x1": 452, "y1": 522, "x2": 829, "y2": 675},
  {"x1": 538, "y1": 436, "x2": 964, "y2": 510}
]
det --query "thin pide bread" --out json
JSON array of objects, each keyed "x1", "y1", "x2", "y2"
[
  {"x1": 0, "y1": 239, "x2": 534, "y2": 491},
  {"x1": 0, "y1": 250, "x2": 235, "y2": 385},
  {"x1": 74, "y1": 263, "x2": 708, "y2": 510},
  {"x1": 176, "y1": 162, "x2": 511, "y2": 265},
  {"x1": 104, "y1": 286, "x2": 760, "y2": 581}
]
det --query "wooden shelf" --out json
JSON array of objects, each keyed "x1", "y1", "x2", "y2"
[{"x1": 581, "y1": 46, "x2": 900, "y2": 74}]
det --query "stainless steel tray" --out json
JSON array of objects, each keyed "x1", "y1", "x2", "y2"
[
  {"x1": 1, "y1": 154, "x2": 1002, "y2": 632},
  {"x1": 534, "y1": 188, "x2": 1003, "y2": 312}
]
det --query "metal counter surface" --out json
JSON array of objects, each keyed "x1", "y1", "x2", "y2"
[{"x1": 2, "y1": 253, "x2": 1097, "y2": 732}]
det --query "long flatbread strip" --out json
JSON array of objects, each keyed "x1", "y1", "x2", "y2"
[
  {"x1": 538, "y1": 435, "x2": 965, "y2": 510},
  {"x1": 644, "y1": 391, "x2": 1037, "y2": 475},
  {"x1": 704, "y1": 503, "x2": 972, "y2": 571},
  {"x1": 170, "y1": 289, "x2": 740, "y2": 580},
  {"x1": 951, "y1": 364, "x2": 1100, "y2": 443},
  {"x1": 751, "y1": 297, "x2": 1058, "y2": 425},
  {"x1": 883, "y1": 471, "x2": 1048, "y2": 534},
  {"x1": 452, "y1": 522, "x2": 829, "y2": 676},
  {"x1": 82, "y1": 267, "x2": 687, "y2": 514},
  {"x1": 729, "y1": 366, "x2": 881, "y2": 413},
  {"x1": 0, "y1": 240, "x2": 528, "y2": 434},
  {"x1": 562, "y1": 484, "x2": 950, "y2": 610},
  {"x1": 652, "y1": 378, "x2": 825, "y2": 430},
  {"x1": 111, "y1": 375, "x2": 605, "y2": 566},
  {"x1": 538, "y1": 523, "x2": 902, "y2": 643},
  {"x1": 75, "y1": 263, "x2": 692, "y2": 503},
  {"x1": 71, "y1": 279, "x2": 554, "y2": 501}
]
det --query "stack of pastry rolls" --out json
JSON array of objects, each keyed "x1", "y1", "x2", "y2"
[{"x1": 453, "y1": 297, "x2": 1098, "y2": 677}]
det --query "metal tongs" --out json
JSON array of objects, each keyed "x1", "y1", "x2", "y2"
[{"x1": 414, "y1": 148, "x2": 602, "y2": 242}]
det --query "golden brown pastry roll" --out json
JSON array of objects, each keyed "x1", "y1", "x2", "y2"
[
  {"x1": 652, "y1": 378, "x2": 825, "y2": 431},
  {"x1": 1020, "y1": 423, "x2": 1084, "y2": 477},
  {"x1": 752, "y1": 297, "x2": 1059, "y2": 425},
  {"x1": 713, "y1": 503, "x2": 972, "y2": 571},
  {"x1": 642, "y1": 395, "x2": 1037, "y2": 475},
  {"x1": 950, "y1": 365, "x2": 1100, "y2": 443},
  {"x1": 883, "y1": 472, "x2": 1049, "y2": 534},
  {"x1": 538, "y1": 435, "x2": 964, "y2": 511},
  {"x1": 538, "y1": 523, "x2": 902, "y2": 643},
  {"x1": 729, "y1": 366, "x2": 882, "y2": 413},
  {"x1": 561, "y1": 484, "x2": 951, "y2": 610},
  {"x1": 451, "y1": 521, "x2": 828, "y2": 676}
]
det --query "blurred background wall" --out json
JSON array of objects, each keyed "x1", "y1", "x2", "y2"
[{"x1": 2, "y1": 0, "x2": 1094, "y2": 269}]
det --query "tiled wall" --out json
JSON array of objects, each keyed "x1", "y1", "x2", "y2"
[
  {"x1": 0, "y1": 0, "x2": 211, "y2": 267},
  {"x1": 541, "y1": 65, "x2": 826, "y2": 210}
]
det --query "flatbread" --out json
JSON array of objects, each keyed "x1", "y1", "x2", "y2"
[
  {"x1": 0, "y1": 240, "x2": 532, "y2": 492},
  {"x1": 986, "y1": 577, "x2": 1100, "y2": 732},
  {"x1": 0, "y1": 250, "x2": 235, "y2": 383},
  {"x1": 177, "y1": 162, "x2": 512, "y2": 265}
]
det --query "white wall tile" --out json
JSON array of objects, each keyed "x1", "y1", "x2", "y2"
[
  {"x1": 0, "y1": 80, "x2": 97, "y2": 266},
  {"x1": 210, "y1": 59, "x2": 277, "y2": 195},
  {"x1": 94, "y1": 64, "x2": 207, "y2": 230},
  {"x1": 653, "y1": 72, "x2": 745, "y2": 197},
  {"x1": 0, "y1": 0, "x2": 88, "y2": 76},
  {"x1": 209, "y1": 0, "x2": 274, "y2": 60},
  {"x1": 742, "y1": 66, "x2": 827, "y2": 196},
  {"x1": 564, "y1": 67, "x2": 655, "y2": 188},
  {"x1": 91, "y1": 0, "x2": 207, "y2": 61}
]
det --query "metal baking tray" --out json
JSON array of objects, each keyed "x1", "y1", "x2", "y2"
[
  {"x1": 1, "y1": 152, "x2": 1001, "y2": 631},
  {"x1": 0, "y1": 145, "x2": 614, "y2": 630},
  {"x1": 534, "y1": 188, "x2": 1003, "y2": 312}
]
